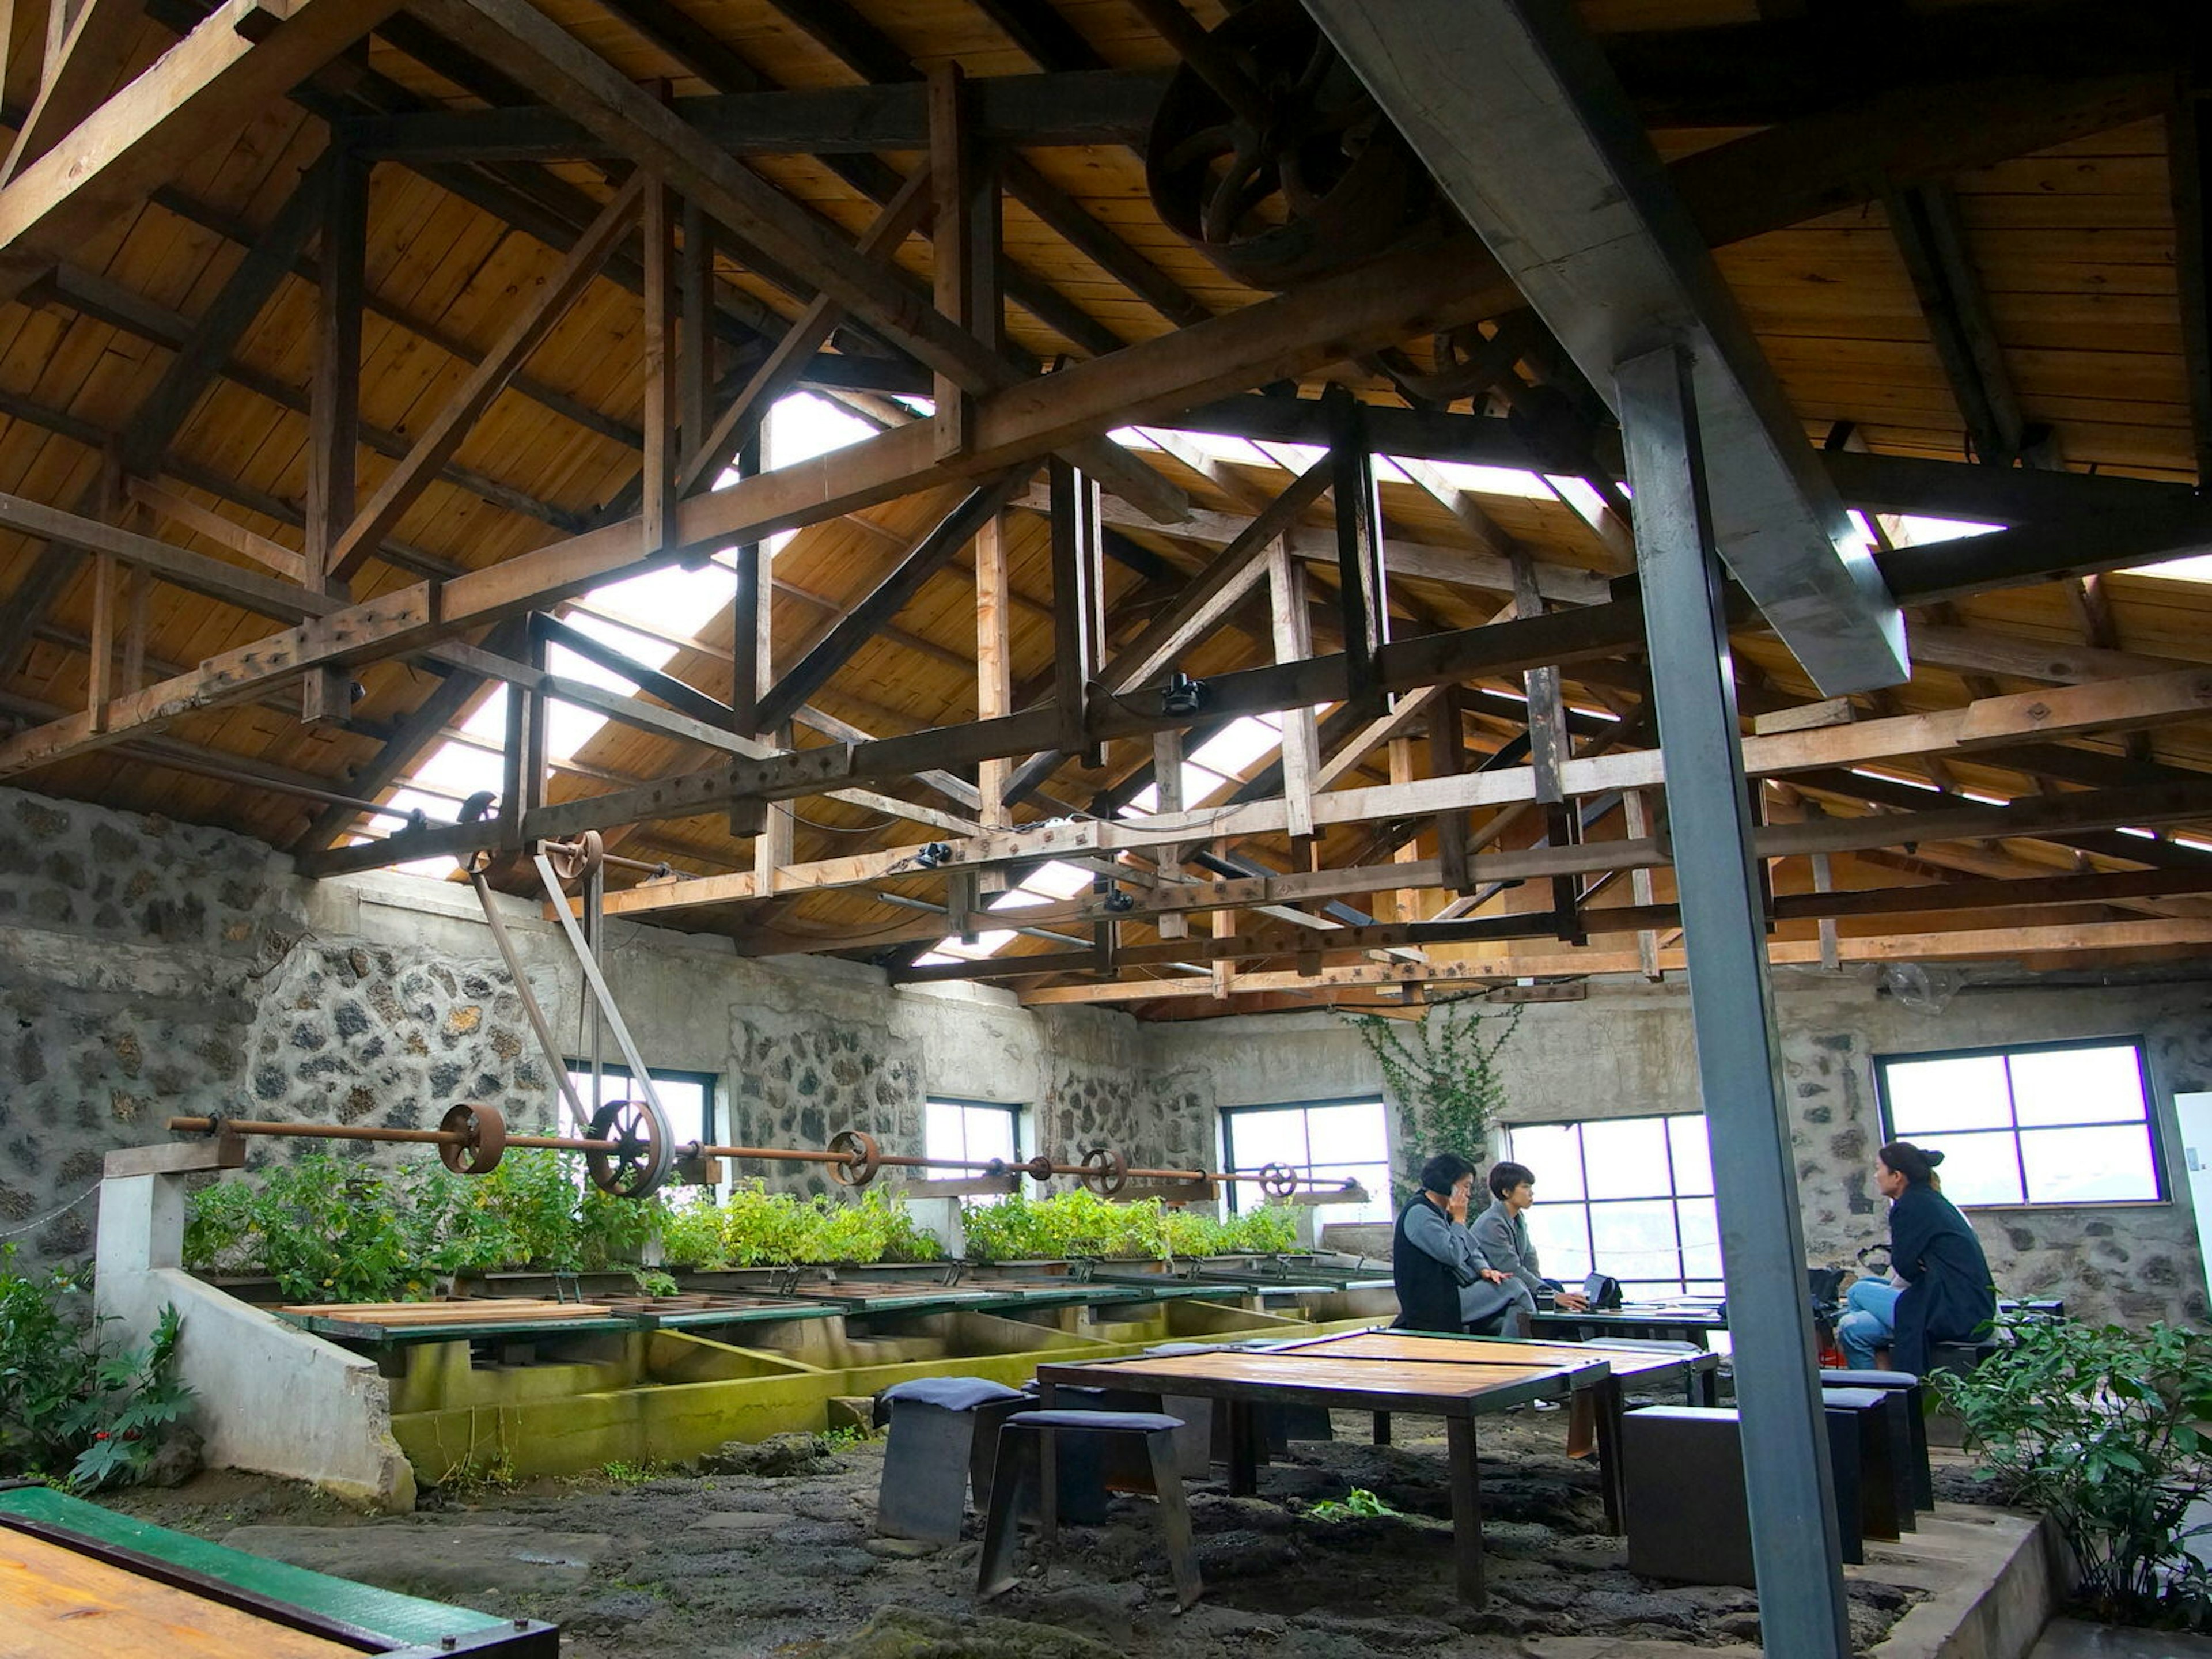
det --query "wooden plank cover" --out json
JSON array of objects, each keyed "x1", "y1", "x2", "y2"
[
  {"x1": 1290, "y1": 1331, "x2": 1696, "y2": 1380},
  {"x1": 1042, "y1": 1349, "x2": 1601, "y2": 1407},
  {"x1": 0, "y1": 1529, "x2": 359, "y2": 1659}
]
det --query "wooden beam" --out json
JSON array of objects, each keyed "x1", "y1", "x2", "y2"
[
  {"x1": 328, "y1": 173, "x2": 643, "y2": 581},
  {"x1": 344, "y1": 67, "x2": 1166, "y2": 161},
  {"x1": 677, "y1": 166, "x2": 931, "y2": 497},
  {"x1": 1266, "y1": 535, "x2": 1318, "y2": 841},
  {"x1": 125, "y1": 478, "x2": 304, "y2": 581},
  {"x1": 1886, "y1": 180, "x2": 2034, "y2": 466},
  {"x1": 1909, "y1": 623, "x2": 2197, "y2": 687},
  {"x1": 1326, "y1": 387, "x2": 1388, "y2": 714},
  {"x1": 1016, "y1": 915, "x2": 2212, "y2": 1004},
  {"x1": 641, "y1": 180, "x2": 677, "y2": 554},
  {"x1": 303, "y1": 143, "x2": 365, "y2": 726},
  {"x1": 5, "y1": 0, "x2": 154, "y2": 184},
  {"x1": 753, "y1": 470, "x2": 1032, "y2": 733},
  {"x1": 0, "y1": 0, "x2": 400, "y2": 305},
  {"x1": 1047, "y1": 457, "x2": 1104, "y2": 762},
  {"x1": 409, "y1": 0, "x2": 1187, "y2": 525},
  {"x1": 975, "y1": 507, "x2": 1013, "y2": 830},
  {"x1": 1510, "y1": 548, "x2": 1567, "y2": 804}
]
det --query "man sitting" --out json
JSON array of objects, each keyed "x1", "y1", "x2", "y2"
[{"x1": 1393, "y1": 1153, "x2": 1533, "y2": 1336}]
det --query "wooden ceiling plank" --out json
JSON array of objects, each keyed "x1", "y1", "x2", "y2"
[
  {"x1": 327, "y1": 171, "x2": 643, "y2": 582},
  {"x1": 410, "y1": 0, "x2": 1187, "y2": 524},
  {"x1": 3, "y1": 0, "x2": 159, "y2": 184}
]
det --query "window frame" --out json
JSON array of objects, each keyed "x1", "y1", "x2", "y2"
[
  {"x1": 923, "y1": 1096, "x2": 1025, "y2": 1180},
  {"x1": 1872, "y1": 1035, "x2": 2168, "y2": 1210},
  {"x1": 1498, "y1": 1113, "x2": 1721, "y2": 1298},
  {"x1": 1218, "y1": 1097, "x2": 1392, "y2": 1221},
  {"x1": 563, "y1": 1062, "x2": 719, "y2": 1139}
]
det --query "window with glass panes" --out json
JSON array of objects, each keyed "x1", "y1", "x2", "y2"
[
  {"x1": 1874, "y1": 1039, "x2": 2163, "y2": 1207},
  {"x1": 563, "y1": 1065, "x2": 717, "y2": 1175},
  {"x1": 925, "y1": 1099, "x2": 1022, "y2": 1183},
  {"x1": 1498, "y1": 1115, "x2": 1720, "y2": 1297},
  {"x1": 1219, "y1": 1100, "x2": 1391, "y2": 1225}
]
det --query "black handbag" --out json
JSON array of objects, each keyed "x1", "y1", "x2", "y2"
[{"x1": 1582, "y1": 1271, "x2": 1624, "y2": 1310}]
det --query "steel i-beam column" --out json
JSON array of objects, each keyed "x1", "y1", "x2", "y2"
[{"x1": 1616, "y1": 339, "x2": 1851, "y2": 1657}]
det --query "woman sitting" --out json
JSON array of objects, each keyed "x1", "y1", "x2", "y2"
[
  {"x1": 1837, "y1": 1141, "x2": 1997, "y2": 1375},
  {"x1": 1392, "y1": 1153, "x2": 1532, "y2": 1336}
]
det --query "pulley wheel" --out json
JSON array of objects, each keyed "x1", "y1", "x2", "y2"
[
  {"x1": 1017, "y1": 1154, "x2": 1057, "y2": 1184},
  {"x1": 438, "y1": 1102, "x2": 507, "y2": 1176},
  {"x1": 1257, "y1": 1162, "x2": 1300, "y2": 1199},
  {"x1": 1144, "y1": 0, "x2": 1437, "y2": 289},
  {"x1": 585, "y1": 1098, "x2": 671, "y2": 1198},
  {"x1": 827, "y1": 1128, "x2": 882, "y2": 1188},
  {"x1": 1079, "y1": 1146, "x2": 1129, "y2": 1198},
  {"x1": 544, "y1": 831, "x2": 605, "y2": 884}
]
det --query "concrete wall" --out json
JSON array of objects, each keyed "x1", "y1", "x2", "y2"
[{"x1": 1153, "y1": 971, "x2": 2212, "y2": 1330}]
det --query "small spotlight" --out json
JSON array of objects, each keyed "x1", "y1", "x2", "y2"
[
  {"x1": 1161, "y1": 672, "x2": 1209, "y2": 718},
  {"x1": 1101, "y1": 888, "x2": 1135, "y2": 915},
  {"x1": 914, "y1": 842, "x2": 953, "y2": 870}
]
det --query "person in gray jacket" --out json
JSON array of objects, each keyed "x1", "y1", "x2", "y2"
[
  {"x1": 1472, "y1": 1161, "x2": 1590, "y2": 1313},
  {"x1": 1393, "y1": 1153, "x2": 1536, "y2": 1336}
]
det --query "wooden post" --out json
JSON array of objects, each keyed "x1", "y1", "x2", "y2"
[
  {"x1": 1048, "y1": 457, "x2": 1103, "y2": 765},
  {"x1": 642, "y1": 178, "x2": 678, "y2": 554},
  {"x1": 1510, "y1": 547, "x2": 1568, "y2": 803},
  {"x1": 1622, "y1": 787, "x2": 1663, "y2": 981},
  {"x1": 728, "y1": 431, "x2": 764, "y2": 734},
  {"x1": 1389, "y1": 736, "x2": 1423, "y2": 923},
  {"x1": 304, "y1": 148, "x2": 366, "y2": 725},
  {"x1": 753, "y1": 723, "x2": 794, "y2": 896},
  {"x1": 1153, "y1": 725, "x2": 1187, "y2": 939},
  {"x1": 1325, "y1": 384, "x2": 1388, "y2": 714},
  {"x1": 929, "y1": 63, "x2": 999, "y2": 460},
  {"x1": 975, "y1": 507, "x2": 1014, "y2": 830},
  {"x1": 1266, "y1": 535, "x2": 1318, "y2": 840},
  {"x1": 1429, "y1": 685, "x2": 1471, "y2": 894},
  {"x1": 680, "y1": 196, "x2": 714, "y2": 457}
]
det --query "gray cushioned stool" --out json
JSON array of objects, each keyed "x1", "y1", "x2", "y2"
[
  {"x1": 1622, "y1": 1405, "x2": 1866, "y2": 1584},
  {"x1": 978, "y1": 1409, "x2": 1201, "y2": 1609},
  {"x1": 874, "y1": 1376, "x2": 1028, "y2": 1546},
  {"x1": 1821, "y1": 1368, "x2": 1933, "y2": 1511},
  {"x1": 1925, "y1": 1339, "x2": 2002, "y2": 1447},
  {"x1": 1823, "y1": 1385, "x2": 1903, "y2": 1544}
]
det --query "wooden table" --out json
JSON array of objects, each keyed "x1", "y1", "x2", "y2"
[
  {"x1": 1529, "y1": 1303, "x2": 1729, "y2": 1347},
  {"x1": 1033, "y1": 1330, "x2": 1618, "y2": 1603}
]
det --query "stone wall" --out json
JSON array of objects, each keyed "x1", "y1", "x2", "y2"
[
  {"x1": 0, "y1": 787, "x2": 1159, "y2": 1266},
  {"x1": 1153, "y1": 971, "x2": 2212, "y2": 1330},
  {"x1": 9, "y1": 781, "x2": 2210, "y2": 1331}
]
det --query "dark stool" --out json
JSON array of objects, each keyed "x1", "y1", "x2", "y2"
[
  {"x1": 873, "y1": 1376, "x2": 1028, "y2": 1546},
  {"x1": 1823, "y1": 1386, "x2": 1906, "y2": 1543},
  {"x1": 1821, "y1": 1368, "x2": 1933, "y2": 1511},
  {"x1": 1590, "y1": 1338, "x2": 1720, "y2": 1406},
  {"x1": 978, "y1": 1410, "x2": 1202, "y2": 1609},
  {"x1": 1925, "y1": 1339, "x2": 2002, "y2": 1448},
  {"x1": 1622, "y1": 1405, "x2": 1865, "y2": 1585}
]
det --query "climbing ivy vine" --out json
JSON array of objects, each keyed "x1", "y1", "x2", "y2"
[{"x1": 1342, "y1": 998, "x2": 1524, "y2": 1202}]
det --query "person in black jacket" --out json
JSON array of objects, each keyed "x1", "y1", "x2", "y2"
[
  {"x1": 1393, "y1": 1153, "x2": 1527, "y2": 1335},
  {"x1": 1837, "y1": 1141, "x2": 1997, "y2": 1375}
]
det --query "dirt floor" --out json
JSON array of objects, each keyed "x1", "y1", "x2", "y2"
[{"x1": 109, "y1": 1409, "x2": 1930, "y2": 1657}]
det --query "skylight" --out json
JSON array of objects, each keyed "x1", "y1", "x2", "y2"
[
  {"x1": 354, "y1": 389, "x2": 880, "y2": 880},
  {"x1": 909, "y1": 859, "x2": 1097, "y2": 965}
]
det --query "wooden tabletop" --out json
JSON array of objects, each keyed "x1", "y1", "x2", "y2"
[
  {"x1": 1035, "y1": 1343, "x2": 1608, "y2": 1415},
  {"x1": 1270, "y1": 1331, "x2": 1706, "y2": 1380},
  {"x1": 0, "y1": 1529, "x2": 358, "y2": 1659}
]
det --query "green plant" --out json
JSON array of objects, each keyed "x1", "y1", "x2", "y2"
[
  {"x1": 656, "y1": 1183, "x2": 944, "y2": 1269},
  {"x1": 600, "y1": 1458, "x2": 664, "y2": 1484},
  {"x1": 183, "y1": 1153, "x2": 426, "y2": 1302},
  {"x1": 0, "y1": 1246, "x2": 194, "y2": 1492},
  {"x1": 819, "y1": 1424, "x2": 873, "y2": 1452},
  {"x1": 1936, "y1": 1317, "x2": 2212, "y2": 1628},
  {"x1": 957, "y1": 1188, "x2": 1301, "y2": 1262},
  {"x1": 1310, "y1": 1487, "x2": 1397, "y2": 1521},
  {"x1": 1343, "y1": 998, "x2": 1522, "y2": 1202},
  {"x1": 630, "y1": 1270, "x2": 681, "y2": 1298}
]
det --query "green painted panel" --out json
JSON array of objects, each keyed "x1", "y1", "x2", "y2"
[{"x1": 0, "y1": 1484, "x2": 507, "y2": 1641}]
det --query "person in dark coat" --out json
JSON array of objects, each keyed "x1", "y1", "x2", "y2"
[
  {"x1": 1393, "y1": 1153, "x2": 1528, "y2": 1335},
  {"x1": 1838, "y1": 1141, "x2": 1997, "y2": 1375}
]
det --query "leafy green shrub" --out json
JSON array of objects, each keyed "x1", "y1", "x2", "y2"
[
  {"x1": 181, "y1": 1153, "x2": 427, "y2": 1303},
  {"x1": 657, "y1": 1183, "x2": 944, "y2": 1268},
  {"x1": 1937, "y1": 1317, "x2": 2212, "y2": 1628},
  {"x1": 959, "y1": 1188, "x2": 1300, "y2": 1262},
  {"x1": 1310, "y1": 1487, "x2": 1397, "y2": 1521},
  {"x1": 0, "y1": 1245, "x2": 193, "y2": 1491}
]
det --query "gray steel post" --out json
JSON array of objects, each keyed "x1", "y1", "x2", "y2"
[{"x1": 1615, "y1": 339, "x2": 1853, "y2": 1656}]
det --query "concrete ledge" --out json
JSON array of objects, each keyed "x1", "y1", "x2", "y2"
[{"x1": 1866, "y1": 1507, "x2": 2068, "y2": 1659}]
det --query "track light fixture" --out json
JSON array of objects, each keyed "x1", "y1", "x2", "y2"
[
  {"x1": 914, "y1": 842, "x2": 953, "y2": 869},
  {"x1": 1161, "y1": 672, "x2": 1209, "y2": 718},
  {"x1": 1101, "y1": 888, "x2": 1136, "y2": 914}
]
